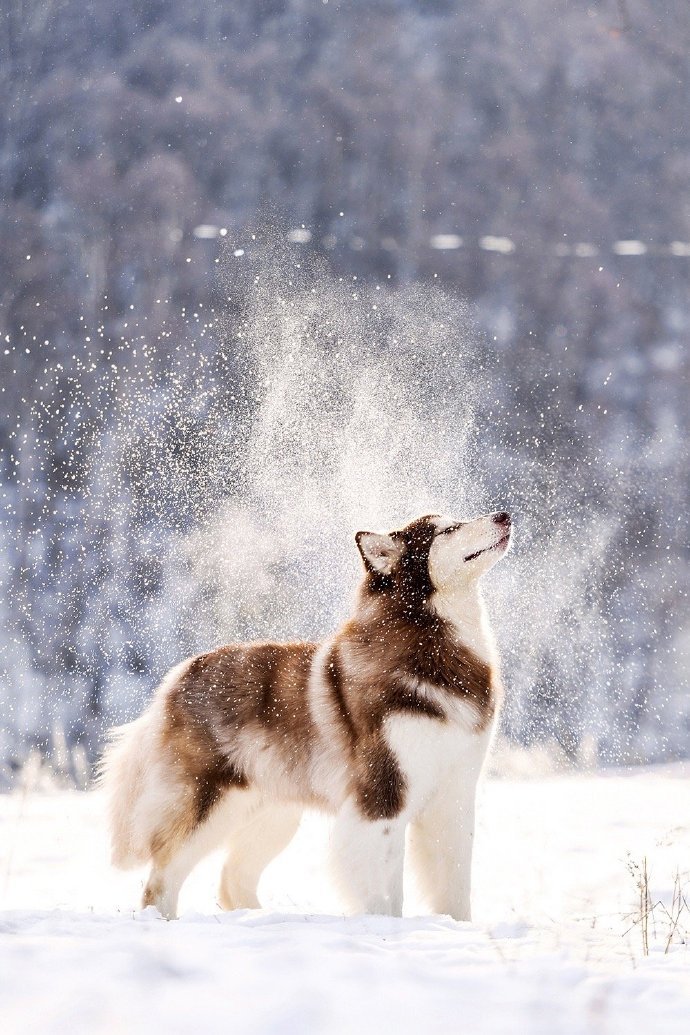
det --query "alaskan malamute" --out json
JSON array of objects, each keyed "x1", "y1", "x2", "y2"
[{"x1": 103, "y1": 511, "x2": 512, "y2": 919}]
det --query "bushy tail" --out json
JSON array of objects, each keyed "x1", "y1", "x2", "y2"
[
  {"x1": 98, "y1": 660, "x2": 191, "y2": 870},
  {"x1": 99, "y1": 714, "x2": 155, "y2": 869}
]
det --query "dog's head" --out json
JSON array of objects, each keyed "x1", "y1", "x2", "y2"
[{"x1": 355, "y1": 512, "x2": 512, "y2": 611}]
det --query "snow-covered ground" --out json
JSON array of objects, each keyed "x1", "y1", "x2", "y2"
[{"x1": 1, "y1": 764, "x2": 689, "y2": 1034}]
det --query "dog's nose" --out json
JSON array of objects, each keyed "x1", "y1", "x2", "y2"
[{"x1": 492, "y1": 511, "x2": 511, "y2": 526}]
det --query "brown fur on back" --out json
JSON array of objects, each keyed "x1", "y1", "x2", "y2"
[{"x1": 162, "y1": 642, "x2": 319, "y2": 827}]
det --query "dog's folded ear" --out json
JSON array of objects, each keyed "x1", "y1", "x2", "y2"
[{"x1": 355, "y1": 531, "x2": 404, "y2": 575}]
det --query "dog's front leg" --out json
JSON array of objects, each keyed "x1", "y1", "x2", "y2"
[
  {"x1": 329, "y1": 798, "x2": 406, "y2": 916},
  {"x1": 407, "y1": 777, "x2": 478, "y2": 922}
]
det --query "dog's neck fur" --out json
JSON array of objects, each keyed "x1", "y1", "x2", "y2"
[{"x1": 430, "y1": 582, "x2": 498, "y2": 669}]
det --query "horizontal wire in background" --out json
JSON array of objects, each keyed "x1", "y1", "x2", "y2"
[{"x1": 189, "y1": 223, "x2": 690, "y2": 259}]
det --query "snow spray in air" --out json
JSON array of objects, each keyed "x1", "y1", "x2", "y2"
[
  {"x1": 181, "y1": 230, "x2": 624, "y2": 762},
  {"x1": 8, "y1": 227, "x2": 681, "y2": 771}
]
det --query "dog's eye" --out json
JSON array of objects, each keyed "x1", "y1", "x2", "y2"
[{"x1": 436, "y1": 523, "x2": 464, "y2": 537}]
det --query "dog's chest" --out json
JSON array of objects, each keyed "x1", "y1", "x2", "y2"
[{"x1": 384, "y1": 697, "x2": 492, "y2": 816}]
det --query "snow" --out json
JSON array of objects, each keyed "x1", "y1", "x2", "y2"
[{"x1": 1, "y1": 765, "x2": 689, "y2": 1034}]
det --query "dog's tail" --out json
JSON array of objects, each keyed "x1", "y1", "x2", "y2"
[{"x1": 98, "y1": 660, "x2": 191, "y2": 870}]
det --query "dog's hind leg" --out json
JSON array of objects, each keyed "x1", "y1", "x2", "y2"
[
  {"x1": 218, "y1": 803, "x2": 302, "y2": 911},
  {"x1": 142, "y1": 789, "x2": 257, "y2": 919}
]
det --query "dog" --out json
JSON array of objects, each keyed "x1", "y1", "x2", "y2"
[{"x1": 102, "y1": 510, "x2": 512, "y2": 920}]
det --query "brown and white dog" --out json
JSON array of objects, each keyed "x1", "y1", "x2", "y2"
[{"x1": 102, "y1": 511, "x2": 512, "y2": 920}]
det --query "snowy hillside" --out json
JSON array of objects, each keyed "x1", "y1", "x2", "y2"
[{"x1": 2, "y1": 765, "x2": 689, "y2": 1034}]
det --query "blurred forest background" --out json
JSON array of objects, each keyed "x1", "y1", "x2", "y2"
[{"x1": 1, "y1": 0, "x2": 688, "y2": 782}]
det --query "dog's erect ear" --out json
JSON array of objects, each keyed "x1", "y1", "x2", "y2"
[{"x1": 355, "y1": 531, "x2": 403, "y2": 575}]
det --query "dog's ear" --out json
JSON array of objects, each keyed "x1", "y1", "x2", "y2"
[{"x1": 355, "y1": 531, "x2": 403, "y2": 575}]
